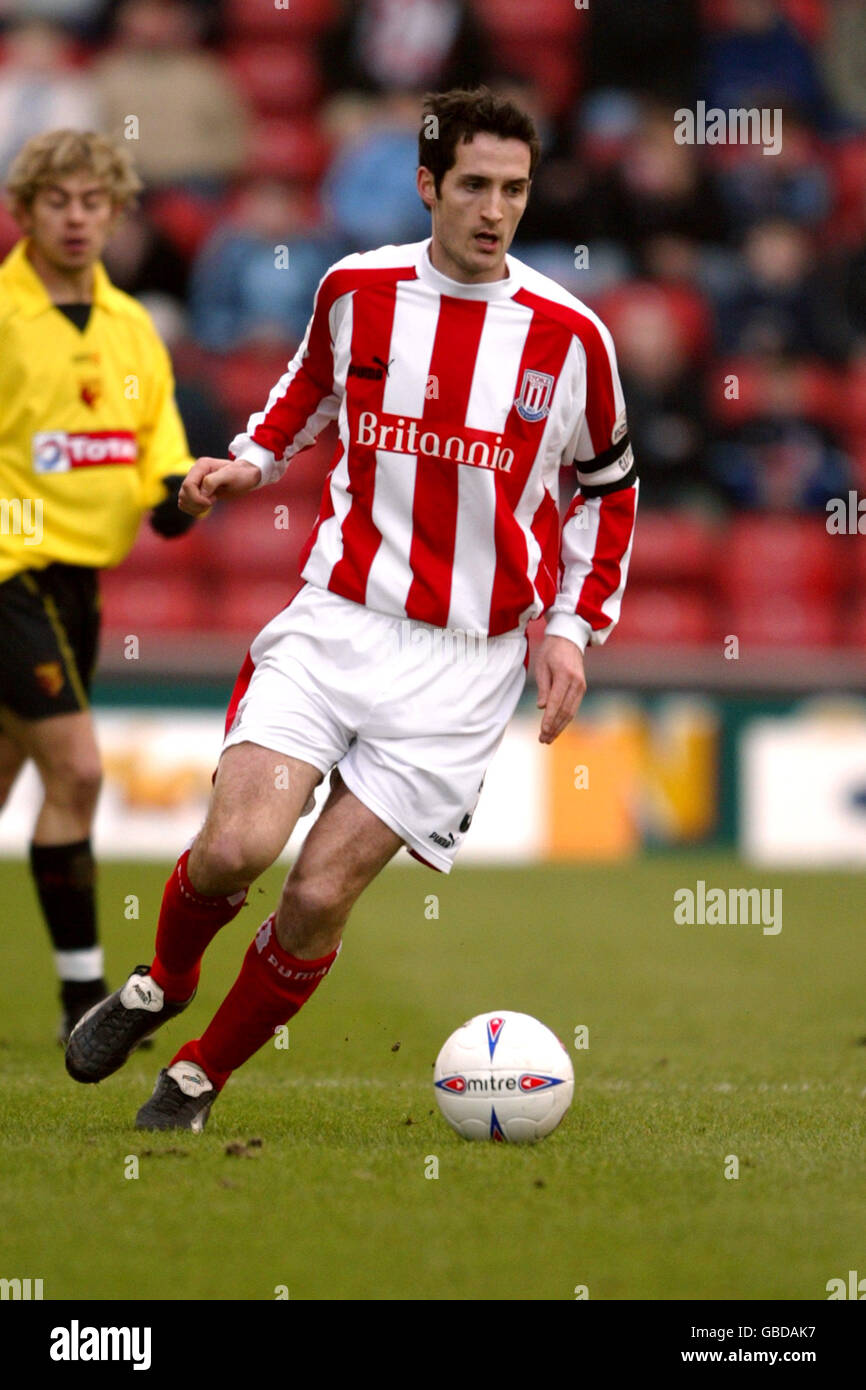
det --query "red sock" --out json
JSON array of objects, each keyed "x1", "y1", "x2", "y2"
[
  {"x1": 171, "y1": 914, "x2": 338, "y2": 1089},
  {"x1": 150, "y1": 849, "x2": 248, "y2": 1002}
]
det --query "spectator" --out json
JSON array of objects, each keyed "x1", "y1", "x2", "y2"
[
  {"x1": 100, "y1": 203, "x2": 189, "y2": 302},
  {"x1": 605, "y1": 285, "x2": 714, "y2": 509},
  {"x1": 585, "y1": 0, "x2": 701, "y2": 107},
  {"x1": 701, "y1": 0, "x2": 833, "y2": 131},
  {"x1": 713, "y1": 113, "x2": 831, "y2": 234},
  {"x1": 600, "y1": 104, "x2": 729, "y2": 267},
  {"x1": 320, "y1": 92, "x2": 431, "y2": 250},
  {"x1": 712, "y1": 218, "x2": 848, "y2": 361},
  {"x1": 3, "y1": 1, "x2": 105, "y2": 34},
  {"x1": 821, "y1": 0, "x2": 866, "y2": 130},
  {"x1": 707, "y1": 359, "x2": 854, "y2": 510},
  {"x1": 189, "y1": 180, "x2": 341, "y2": 352},
  {"x1": 94, "y1": 0, "x2": 248, "y2": 194},
  {"x1": 0, "y1": 21, "x2": 100, "y2": 178},
  {"x1": 320, "y1": 0, "x2": 490, "y2": 97}
]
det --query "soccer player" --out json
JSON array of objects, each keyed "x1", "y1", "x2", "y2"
[
  {"x1": 0, "y1": 130, "x2": 196, "y2": 1042},
  {"x1": 67, "y1": 88, "x2": 639, "y2": 1131}
]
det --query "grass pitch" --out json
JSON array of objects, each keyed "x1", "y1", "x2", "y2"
[{"x1": 0, "y1": 853, "x2": 863, "y2": 1302}]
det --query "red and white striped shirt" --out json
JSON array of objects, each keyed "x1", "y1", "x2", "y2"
[{"x1": 229, "y1": 238, "x2": 638, "y2": 650}]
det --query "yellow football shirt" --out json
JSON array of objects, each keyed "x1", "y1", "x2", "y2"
[{"x1": 0, "y1": 237, "x2": 194, "y2": 582}]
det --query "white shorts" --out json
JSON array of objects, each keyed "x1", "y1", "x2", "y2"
[{"x1": 221, "y1": 584, "x2": 527, "y2": 872}]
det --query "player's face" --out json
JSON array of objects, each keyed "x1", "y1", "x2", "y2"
[
  {"x1": 419, "y1": 133, "x2": 531, "y2": 283},
  {"x1": 19, "y1": 172, "x2": 119, "y2": 274}
]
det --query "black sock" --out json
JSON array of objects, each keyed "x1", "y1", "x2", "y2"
[{"x1": 29, "y1": 840, "x2": 106, "y2": 1003}]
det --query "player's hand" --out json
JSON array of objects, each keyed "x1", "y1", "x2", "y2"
[
  {"x1": 178, "y1": 458, "x2": 262, "y2": 516},
  {"x1": 535, "y1": 635, "x2": 587, "y2": 744}
]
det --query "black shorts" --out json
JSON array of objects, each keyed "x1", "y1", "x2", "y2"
[{"x1": 0, "y1": 564, "x2": 100, "y2": 721}]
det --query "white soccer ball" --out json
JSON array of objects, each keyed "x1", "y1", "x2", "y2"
[{"x1": 433, "y1": 1010, "x2": 574, "y2": 1143}]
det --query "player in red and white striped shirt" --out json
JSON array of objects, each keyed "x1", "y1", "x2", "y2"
[{"x1": 67, "y1": 87, "x2": 638, "y2": 1131}]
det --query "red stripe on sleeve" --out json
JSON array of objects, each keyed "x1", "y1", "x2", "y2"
[{"x1": 574, "y1": 486, "x2": 637, "y2": 631}]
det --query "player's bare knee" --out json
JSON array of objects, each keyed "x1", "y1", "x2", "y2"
[
  {"x1": 280, "y1": 869, "x2": 351, "y2": 930},
  {"x1": 191, "y1": 829, "x2": 271, "y2": 894},
  {"x1": 43, "y1": 758, "x2": 102, "y2": 814}
]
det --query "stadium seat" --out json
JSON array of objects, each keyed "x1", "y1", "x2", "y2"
[
  {"x1": 224, "y1": 0, "x2": 338, "y2": 38},
  {"x1": 843, "y1": 596, "x2": 866, "y2": 647},
  {"x1": 594, "y1": 282, "x2": 713, "y2": 364},
  {"x1": 120, "y1": 515, "x2": 212, "y2": 578},
  {"x1": 797, "y1": 363, "x2": 844, "y2": 429},
  {"x1": 722, "y1": 516, "x2": 843, "y2": 601},
  {"x1": 215, "y1": 579, "x2": 299, "y2": 634},
  {"x1": 227, "y1": 42, "x2": 322, "y2": 117},
  {"x1": 700, "y1": 0, "x2": 827, "y2": 41},
  {"x1": 626, "y1": 512, "x2": 719, "y2": 587},
  {"x1": 146, "y1": 191, "x2": 223, "y2": 261},
  {"x1": 848, "y1": 436, "x2": 866, "y2": 491},
  {"x1": 209, "y1": 346, "x2": 298, "y2": 421},
  {"x1": 828, "y1": 137, "x2": 866, "y2": 245},
  {"x1": 723, "y1": 594, "x2": 842, "y2": 648},
  {"x1": 845, "y1": 363, "x2": 866, "y2": 436},
  {"x1": 0, "y1": 201, "x2": 19, "y2": 259},
  {"x1": 614, "y1": 587, "x2": 717, "y2": 645},
  {"x1": 472, "y1": 0, "x2": 582, "y2": 40},
  {"x1": 486, "y1": 43, "x2": 579, "y2": 117},
  {"x1": 201, "y1": 494, "x2": 320, "y2": 579},
  {"x1": 246, "y1": 117, "x2": 331, "y2": 183},
  {"x1": 100, "y1": 573, "x2": 206, "y2": 633},
  {"x1": 707, "y1": 359, "x2": 765, "y2": 426}
]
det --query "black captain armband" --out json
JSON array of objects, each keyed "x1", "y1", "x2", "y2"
[
  {"x1": 574, "y1": 433, "x2": 637, "y2": 498},
  {"x1": 149, "y1": 474, "x2": 197, "y2": 538}
]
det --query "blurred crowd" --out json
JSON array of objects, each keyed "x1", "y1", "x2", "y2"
[{"x1": 2, "y1": 0, "x2": 866, "y2": 522}]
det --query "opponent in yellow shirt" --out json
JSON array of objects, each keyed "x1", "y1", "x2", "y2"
[
  {"x1": 0, "y1": 237, "x2": 193, "y2": 580},
  {"x1": 0, "y1": 129, "x2": 195, "y2": 1043}
]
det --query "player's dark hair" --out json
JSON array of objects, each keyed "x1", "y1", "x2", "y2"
[{"x1": 418, "y1": 87, "x2": 540, "y2": 197}]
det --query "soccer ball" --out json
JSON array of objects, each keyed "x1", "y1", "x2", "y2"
[{"x1": 433, "y1": 1011, "x2": 574, "y2": 1143}]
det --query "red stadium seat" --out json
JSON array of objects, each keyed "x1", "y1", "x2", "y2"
[
  {"x1": 707, "y1": 359, "x2": 765, "y2": 425},
  {"x1": 796, "y1": 363, "x2": 844, "y2": 428},
  {"x1": 247, "y1": 117, "x2": 331, "y2": 183},
  {"x1": 722, "y1": 516, "x2": 844, "y2": 601},
  {"x1": 120, "y1": 515, "x2": 212, "y2": 578},
  {"x1": 146, "y1": 190, "x2": 223, "y2": 261},
  {"x1": 843, "y1": 597, "x2": 866, "y2": 647},
  {"x1": 209, "y1": 346, "x2": 297, "y2": 422},
  {"x1": 215, "y1": 579, "x2": 299, "y2": 634},
  {"x1": 700, "y1": 0, "x2": 827, "y2": 41},
  {"x1": 827, "y1": 137, "x2": 866, "y2": 245},
  {"x1": 473, "y1": 0, "x2": 582, "y2": 40},
  {"x1": 224, "y1": 0, "x2": 338, "y2": 38},
  {"x1": 202, "y1": 495, "x2": 320, "y2": 579},
  {"x1": 0, "y1": 201, "x2": 19, "y2": 259},
  {"x1": 488, "y1": 43, "x2": 580, "y2": 118},
  {"x1": 709, "y1": 360, "x2": 843, "y2": 428},
  {"x1": 626, "y1": 512, "x2": 719, "y2": 587},
  {"x1": 227, "y1": 42, "x2": 322, "y2": 117},
  {"x1": 100, "y1": 573, "x2": 206, "y2": 633},
  {"x1": 594, "y1": 282, "x2": 713, "y2": 364},
  {"x1": 846, "y1": 363, "x2": 866, "y2": 436},
  {"x1": 723, "y1": 594, "x2": 842, "y2": 648},
  {"x1": 614, "y1": 587, "x2": 717, "y2": 645}
]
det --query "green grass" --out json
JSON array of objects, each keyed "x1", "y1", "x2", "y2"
[{"x1": 0, "y1": 854, "x2": 864, "y2": 1301}]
